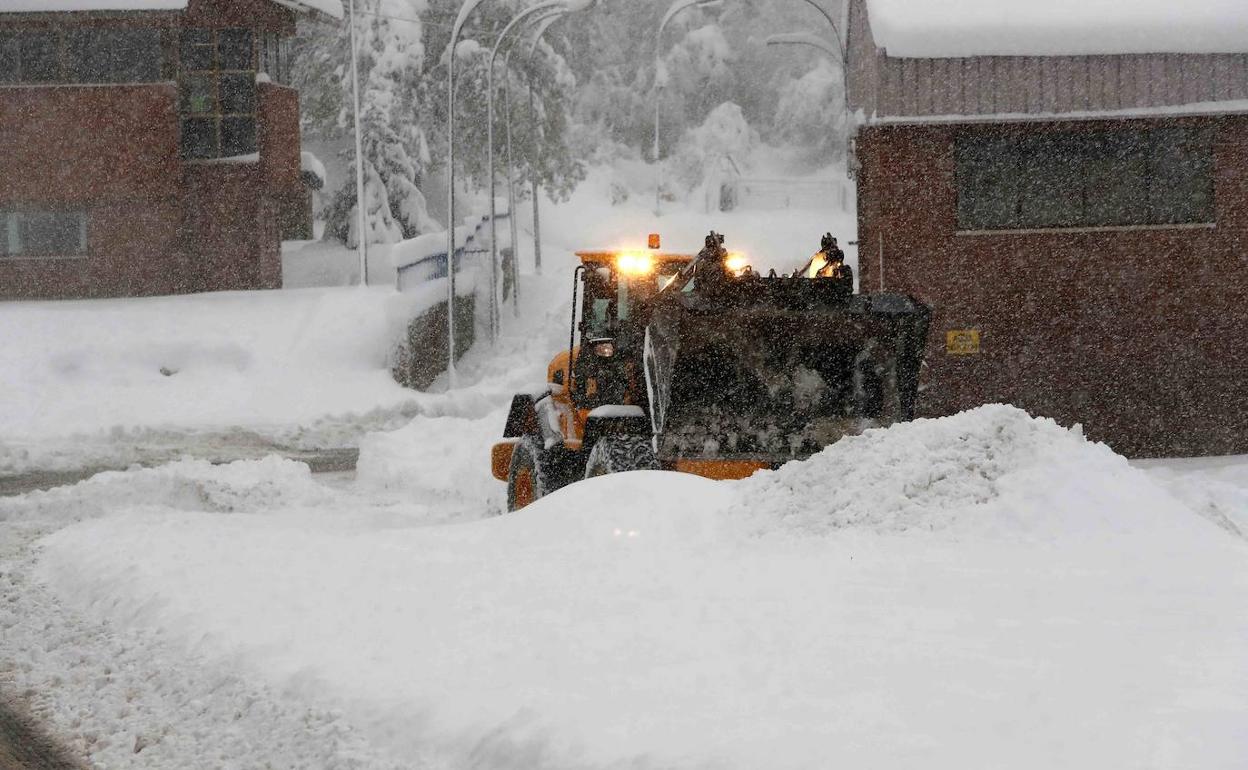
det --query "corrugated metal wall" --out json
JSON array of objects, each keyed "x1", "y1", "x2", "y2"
[{"x1": 847, "y1": 0, "x2": 1248, "y2": 120}]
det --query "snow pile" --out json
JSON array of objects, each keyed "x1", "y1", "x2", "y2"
[
  {"x1": 0, "y1": 287, "x2": 438, "y2": 473},
  {"x1": 1138, "y1": 459, "x2": 1248, "y2": 539},
  {"x1": 865, "y1": 0, "x2": 1248, "y2": 57},
  {"x1": 736, "y1": 404, "x2": 1165, "y2": 538},
  {"x1": 0, "y1": 456, "x2": 332, "y2": 523},
  {"x1": 27, "y1": 407, "x2": 1248, "y2": 770},
  {"x1": 355, "y1": 410, "x2": 506, "y2": 517}
]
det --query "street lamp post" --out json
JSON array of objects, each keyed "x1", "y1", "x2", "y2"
[
  {"x1": 487, "y1": 2, "x2": 566, "y2": 336},
  {"x1": 523, "y1": 12, "x2": 565, "y2": 277},
  {"x1": 348, "y1": 0, "x2": 368, "y2": 285},
  {"x1": 790, "y1": 0, "x2": 845, "y2": 60},
  {"x1": 653, "y1": 0, "x2": 720, "y2": 217},
  {"x1": 445, "y1": 0, "x2": 497, "y2": 384}
]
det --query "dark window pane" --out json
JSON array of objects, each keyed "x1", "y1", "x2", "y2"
[
  {"x1": 181, "y1": 118, "x2": 217, "y2": 159},
  {"x1": 21, "y1": 32, "x2": 60, "y2": 83},
  {"x1": 68, "y1": 28, "x2": 160, "y2": 83},
  {"x1": 180, "y1": 28, "x2": 210, "y2": 46},
  {"x1": 19, "y1": 212, "x2": 86, "y2": 256},
  {"x1": 180, "y1": 42, "x2": 213, "y2": 72},
  {"x1": 1085, "y1": 132, "x2": 1148, "y2": 226},
  {"x1": 1017, "y1": 137, "x2": 1083, "y2": 228},
  {"x1": 219, "y1": 72, "x2": 254, "y2": 114},
  {"x1": 1150, "y1": 128, "x2": 1214, "y2": 224},
  {"x1": 112, "y1": 29, "x2": 160, "y2": 82},
  {"x1": 956, "y1": 136, "x2": 1018, "y2": 230},
  {"x1": 220, "y1": 116, "x2": 256, "y2": 156},
  {"x1": 218, "y1": 28, "x2": 253, "y2": 70},
  {"x1": 0, "y1": 213, "x2": 11, "y2": 257},
  {"x1": 180, "y1": 74, "x2": 214, "y2": 114},
  {"x1": 0, "y1": 32, "x2": 17, "y2": 84}
]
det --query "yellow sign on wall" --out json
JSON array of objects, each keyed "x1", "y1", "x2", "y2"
[{"x1": 946, "y1": 329, "x2": 981, "y2": 355}]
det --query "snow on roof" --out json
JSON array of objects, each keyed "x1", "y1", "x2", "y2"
[
  {"x1": 0, "y1": 0, "x2": 343, "y2": 19},
  {"x1": 864, "y1": 0, "x2": 1248, "y2": 58}
]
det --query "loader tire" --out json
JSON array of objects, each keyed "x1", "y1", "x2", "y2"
[
  {"x1": 584, "y1": 436, "x2": 659, "y2": 479},
  {"x1": 507, "y1": 437, "x2": 553, "y2": 512}
]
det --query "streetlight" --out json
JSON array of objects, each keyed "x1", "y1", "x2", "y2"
[
  {"x1": 347, "y1": 0, "x2": 367, "y2": 285},
  {"x1": 522, "y1": 11, "x2": 566, "y2": 277},
  {"x1": 653, "y1": 0, "x2": 722, "y2": 217},
  {"x1": 444, "y1": 0, "x2": 496, "y2": 384},
  {"x1": 763, "y1": 31, "x2": 839, "y2": 60},
  {"x1": 499, "y1": 5, "x2": 572, "y2": 296},
  {"x1": 789, "y1": 0, "x2": 845, "y2": 61},
  {"x1": 487, "y1": 0, "x2": 568, "y2": 336},
  {"x1": 763, "y1": 30, "x2": 851, "y2": 163}
]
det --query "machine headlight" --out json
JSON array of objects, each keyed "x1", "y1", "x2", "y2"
[
  {"x1": 725, "y1": 252, "x2": 750, "y2": 276},
  {"x1": 616, "y1": 252, "x2": 655, "y2": 276}
]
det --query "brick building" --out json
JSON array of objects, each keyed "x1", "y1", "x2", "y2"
[
  {"x1": 846, "y1": 0, "x2": 1248, "y2": 456},
  {"x1": 0, "y1": 0, "x2": 341, "y2": 300}
]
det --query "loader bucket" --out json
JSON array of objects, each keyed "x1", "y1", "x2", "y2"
[{"x1": 644, "y1": 280, "x2": 930, "y2": 463}]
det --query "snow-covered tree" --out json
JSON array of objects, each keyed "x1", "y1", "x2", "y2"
[
  {"x1": 772, "y1": 57, "x2": 847, "y2": 164},
  {"x1": 294, "y1": 0, "x2": 437, "y2": 247}
]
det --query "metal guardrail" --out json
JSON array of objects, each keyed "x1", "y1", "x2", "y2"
[{"x1": 395, "y1": 212, "x2": 510, "y2": 292}]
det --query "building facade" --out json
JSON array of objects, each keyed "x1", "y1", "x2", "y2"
[
  {"x1": 846, "y1": 0, "x2": 1248, "y2": 457},
  {"x1": 0, "y1": 0, "x2": 340, "y2": 300}
]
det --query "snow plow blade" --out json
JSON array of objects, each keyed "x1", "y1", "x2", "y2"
[{"x1": 644, "y1": 280, "x2": 930, "y2": 464}]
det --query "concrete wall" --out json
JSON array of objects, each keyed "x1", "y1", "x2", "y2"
[
  {"x1": 392, "y1": 296, "x2": 477, "y2": 391},
  {"x1": 855, "y1": 114, "x2": 1248, "y2": 457}
]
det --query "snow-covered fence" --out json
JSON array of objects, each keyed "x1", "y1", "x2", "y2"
[
  {"x1": 711, "y1": 177, "x2": 851, "y2": 213},
  {"x1": 390, "y1": 212, "x2": 514, "y2": 389}
]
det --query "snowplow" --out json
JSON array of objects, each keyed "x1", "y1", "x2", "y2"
[{"x1": 491, "y1": 233, "x2": 931, "y2": 510}]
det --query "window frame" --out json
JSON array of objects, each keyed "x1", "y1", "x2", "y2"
[
  {"x1": 955, "y1": 126, "x2": 1216, "y2": 233},
  {"x1": 0, "y1": 210, "x2": 89, "y2": 259},
  {"x1": 178, "y1": 27, "x2": 258, "y2": 160}
]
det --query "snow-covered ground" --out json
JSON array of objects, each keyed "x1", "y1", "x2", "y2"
[{"x1": 5, "y1": 403, "x2": 1248, "y2": 769}]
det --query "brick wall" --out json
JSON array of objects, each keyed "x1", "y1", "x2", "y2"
[
  {"x1": 0, "y1": 84, "x2": 184, "y2": 298},
  {"x1": 856, "y1": 114, "x2": 1248, "y2": 457}
]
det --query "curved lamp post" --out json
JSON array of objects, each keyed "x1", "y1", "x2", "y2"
[
  {"x1": 347, "y1": 0, "x2": 368, "y2": 286},
  {"x1": 764, "y1": 31, "x2": 851, "y2": 148},
  {"x1": 653, "y1": 0, "x2": 721, "y2": 216},
  {"x1": 499, "y1": 5, "x2": 570, "y2": 299},
  {"x1": 444, "y1": 0, "x2": 496, "y2": 382},
  {"x1": 521, "y1": 11, "x2": 567, "y2": 277},
  {"x1": 487, "y1": 1, "x2": 569, "y2": 336},
  {"x1": 791, "y1": 0, "x2": 845, "y2": 60}
]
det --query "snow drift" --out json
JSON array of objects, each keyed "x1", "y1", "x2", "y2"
[
  {"x1": 31, "y1": 406, "x2": 1248, "y2": 769},
  {"x1": 735, "y1": 403, "x2": 1175, "y2": 538}
]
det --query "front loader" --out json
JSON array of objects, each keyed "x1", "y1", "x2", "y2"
[{"x1": 490, "y1": 235, "x2": 931, "y2": 511}]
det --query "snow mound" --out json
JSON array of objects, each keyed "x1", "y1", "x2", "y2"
[
  {"x1": 0, "y1": 456, "x2": 331, "y2": 523},
  {"x1": 735, "y1": 404, "x2": 1177, "y2": 538}
]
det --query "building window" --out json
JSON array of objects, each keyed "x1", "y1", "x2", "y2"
[
  {"x1": 0, "y1": 27, "x2": 161, "y2": 85},
  {"x1": 68, "y1": 28, "x2": 161, "y2": 83},
  {"x1": 1, "y1": 211, "x2": 88, "y2": 258},
  {"x1": 956, "y1": 128, "x2": 1215, "y2": 231},
  {"x1": 179, "y1": 28, "x2": 258, "y2": 160},
  {"x1": 0, "y1": 30, "x2": 60, "y2": 83}
]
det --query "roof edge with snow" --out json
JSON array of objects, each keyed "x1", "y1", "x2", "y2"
[{"x1": 0, "y1": 1, "x2": 343, "y2": 21}]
